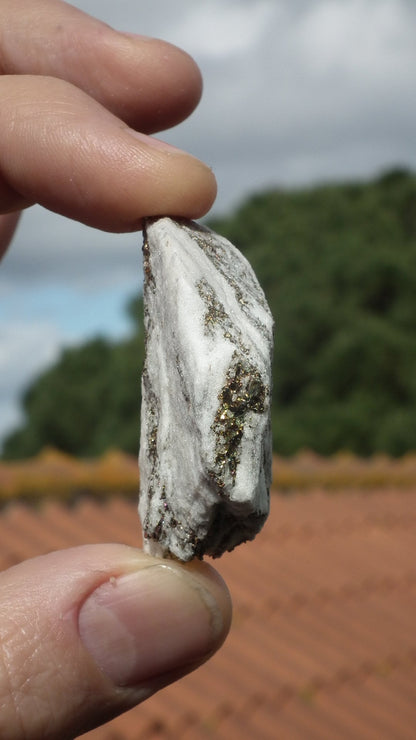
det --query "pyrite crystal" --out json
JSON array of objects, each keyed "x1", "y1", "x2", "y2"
[{"x1": 139, "y1": 217, "x2": 274, "y2": 560}]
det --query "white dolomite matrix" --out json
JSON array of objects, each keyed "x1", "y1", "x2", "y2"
[{"x1": 138, "y1": 217, "x2": 274, "y2": 561}]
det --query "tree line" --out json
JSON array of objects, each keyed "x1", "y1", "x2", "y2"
[{"x1": 3, "y1": 168, "x2": 416, "y2": 459}]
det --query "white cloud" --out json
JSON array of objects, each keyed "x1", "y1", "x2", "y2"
[
  {"x1": 161, "y1": 0, "x2": 416, "y2": 210},
  {"x1": 0, "y1": 321, "x2": 64, "y2": 445},
  {"x1": 44, "y1": 0, "x2": 416, "y2": 207},
  {"x1": 168, "y1": 1, "x2": 277, "y2": 59},
  {"x1": 296, "y1": 0, "x2": 415, "y2": 82}
]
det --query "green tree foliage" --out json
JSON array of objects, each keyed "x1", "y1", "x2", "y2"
[
  {"x1": 209, "y1": 168, "x2": 416, "y2": 455},
  {"x1": 3, "y1": 169, "x2": 416, "y2": 458}
]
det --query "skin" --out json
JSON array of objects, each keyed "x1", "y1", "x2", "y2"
[
  {"x1": 0, "y1": 0, "x2": 217, "y2": 249},
  {"x1": 0, "y1": 2, "x2": 231, "y2": 738}
]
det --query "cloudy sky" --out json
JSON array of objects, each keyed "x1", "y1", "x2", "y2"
[{"x1": 1, "y1": 0, "x2": 416, "y2": 447}]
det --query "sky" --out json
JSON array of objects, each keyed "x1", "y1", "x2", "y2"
[{"x1": 1, "y1": 0, "x2": 416, "y2": 447}]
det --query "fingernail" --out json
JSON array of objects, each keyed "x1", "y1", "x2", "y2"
[{"x1": 78, "y1": 564, "x2": 224, "y2": 687}]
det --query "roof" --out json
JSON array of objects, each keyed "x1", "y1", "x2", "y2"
[{"x1": 1, "y1": 487, "x2": 416, "y2": 739}]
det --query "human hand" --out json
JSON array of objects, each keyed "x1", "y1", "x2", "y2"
[
  {"x1": 0, "y1": 2, "x2": 229, "y2": 738},
  {"x1": 0, "y1": 545, "x2": 231, "y2": 739},
  {"x1": 0, "y1": 0, "x2": 217, "y2": 258}
]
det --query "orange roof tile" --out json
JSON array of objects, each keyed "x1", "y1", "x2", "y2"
[{"x1": 1, "y1": 488, "x2": 416, "y2": 739}]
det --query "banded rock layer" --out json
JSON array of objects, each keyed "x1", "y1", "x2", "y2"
[{"x1": 139, "y1": 217, "x2": 274, "y2": 560}]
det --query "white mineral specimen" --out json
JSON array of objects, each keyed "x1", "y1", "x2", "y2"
[{"x1": 138, "y1": 217, "x2": 274, "y2": 561}]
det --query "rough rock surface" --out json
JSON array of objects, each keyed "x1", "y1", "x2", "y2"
[{"x1": 139, "y1": 217, "x2": 274, "y2": 560}]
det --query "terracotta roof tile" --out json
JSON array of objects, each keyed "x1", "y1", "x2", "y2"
[{"x1": 1, "y1": 488, "x2": 416, "y2": 738}]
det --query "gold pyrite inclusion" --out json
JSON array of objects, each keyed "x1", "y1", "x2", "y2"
[{"x1": 139, "y1": 217, "x2": 274, "y2": 561}]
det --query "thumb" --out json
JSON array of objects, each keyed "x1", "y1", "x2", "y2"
[{"x1": 0, "y1": 544, "x2": 232, "y2": 740}]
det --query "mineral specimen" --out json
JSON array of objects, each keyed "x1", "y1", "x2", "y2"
[{"x1": 139, "y1": 217, "x2": 274, "y2": 561}]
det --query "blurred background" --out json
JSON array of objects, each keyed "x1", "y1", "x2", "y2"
[
  {"x1": 1, "y1": 0, "x2": 416, "y2": 457},
  {"x1": 1, "y1": 3, "x2": 416, "y2": 739}
]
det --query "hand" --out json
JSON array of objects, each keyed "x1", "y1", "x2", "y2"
[
  {"x1": 0, "y1": 2, "x2": 230, "y2": 738},
  {"x1": 0, "y1": 545, "x2": 231, "y2": 739},
  {"x1": 0, "y1": 0, "x2": 217, "y2": 258}
]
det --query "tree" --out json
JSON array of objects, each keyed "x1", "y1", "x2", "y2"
[
  {"x1": 4, "y1": 169, "x2": 416, "y2": 458},
  {"x1": 209, "y1": 168, "x2": 416, "y2": 455}
]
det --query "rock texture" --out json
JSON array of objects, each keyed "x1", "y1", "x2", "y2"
[{"x1": 139, "y1": 217, "x2": 274, "y2": 560}]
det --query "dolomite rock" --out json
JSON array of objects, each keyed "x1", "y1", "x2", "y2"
[{"x1": 139, "y1": 217, "x2": 274, "y2": 561}]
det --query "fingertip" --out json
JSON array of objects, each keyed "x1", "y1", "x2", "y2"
[
  {"x1": 78, "y1": 556, "x2": 232, "y2": 690},
  {"x1": 179, "y1": 559, "x2": 233, "y2": 645},
  {"x1": 120, "y1": 33, "x2": 204, "y2": 129},
  {"x1": 141, "y1": 149, "x2": 217, "y2": 226},
  {"x1": 84, "y1": 127, "x2": 217, "y2": 230}
]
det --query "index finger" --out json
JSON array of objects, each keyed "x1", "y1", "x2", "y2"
[{"x1": 0, "y1": 74, "x2": 216, "y2": 229}]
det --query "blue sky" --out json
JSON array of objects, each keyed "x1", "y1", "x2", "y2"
[{"x1": 1, "y1": 0, "x2": 416, "y2": 446}]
